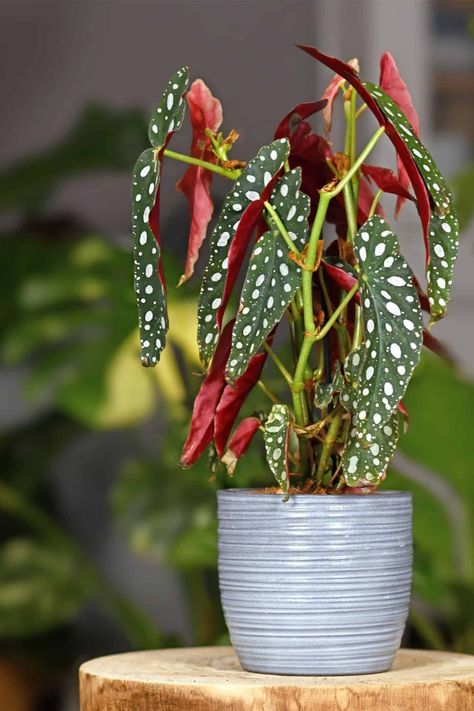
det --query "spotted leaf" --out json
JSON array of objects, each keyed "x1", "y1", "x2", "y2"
[
  {"x1": 296, "y1": 45, "x2": 432, "y2": 245},
  {"x1": 263, "y1": 404, "x2": 290, "y2": 495},
  {"x1": 132, "y1": 149, "x2": 168, "y2": 366},
  {"x1": 341, "y1": 216, "x2": 423, "y2": 434},
  {"x1": 132, "y1": 68, "x2": 189, "y2": 366},
  {"x1": 225, "y1": 169, "x2": 309, "y2": 382},
  {"x1": 148, "y1": 67, "x2": 189, "y2": 149},
  {"x1": 364, "y1": 83, "x2": 459, "y2": 322},
  {"x1": 343, "y1": 411, "x2": 399, "y2": 487},
  {"x1": 197, "y1": 139, "x2": 290, "y2": 364}
]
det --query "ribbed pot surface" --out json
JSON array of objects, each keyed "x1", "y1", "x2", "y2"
[{"x1": 217, "y1": 489, "x2": 412, "y2": 675}]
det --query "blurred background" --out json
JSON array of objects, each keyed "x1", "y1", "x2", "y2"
[{"x1": 0, "y1": 1, "x2": 473, "y2": 708}]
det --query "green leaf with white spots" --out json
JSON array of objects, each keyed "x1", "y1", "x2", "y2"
[
  {"x1": 148, "y1": 67, "x2": 189, "y2": 149},
  {"x1": 341, "y1": 216, "x2": 423, "y2": 434},
  {"x1": 225, "y1": 169, "x2": 309, "y2": 382},
  {"x1": 197, "y1": 139, "x2": 290, "y2": 364},
  {"x1": 132, "y1": 68, "x2": 189, "y2": 366},
  {"x1": 314, "y1": 363, "x2": 343, "y2": 408},
  {"x1": 343, "y1": 411, "x2": 399, "y2": 487},
  {"x1": 263, "y1": 403, "x2": 290, "y2": 495},
  {"x1": 427, "y1": 213, "x2": 457, "y2": 323},
  {"x1": 132, "y1": 148, "x2": 167, "y2": 366},
  {"x1": 364, "y1": 82, "x2": 459, "y2": 323},
  {"x1": 266, "y1": 167, "x2": 311, "y2": 242}
]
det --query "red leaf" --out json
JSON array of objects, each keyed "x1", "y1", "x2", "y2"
[
  {"x1": 180, "y1": 320, "x2": 233, "y2": 467},
  {"x1": 221, "y1": 416, "x2": 261, "y2": 475},
  {"x1": 357, "y1": 174, "x2": 384, "y2": 224},
  {"x1": 362, "y1": 164, "x2": 414, "y2": 201},
  {"x1": 379, "y1": 53, "x2": 420, "y2": 134},
  {"x1": 321, "y1": 260, "x2": 361, "y2": 305},
  {"x1": 379, "y1": 52, "x2": 420, "y2": 215},
  {"x1": 321, "y1": 58, "x2": 359, "y2": 137},
  {"x1": 217, "y1": 199, "x2": 266, "y2": 331},
  {"x1": 296, "y1": 45, "x2": 431, "y2": 256},
  {"x1": 176, "y1": 79, "x2": 223, "y2": 285},
  {"x1": 274, "y1": 99, "x2": 327, "y2": 140},
  {"x1": 214, "y1": 350, "x2": 267, "y2": 457}
]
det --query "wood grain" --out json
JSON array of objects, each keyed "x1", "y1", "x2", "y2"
[{"x1": 79, "y1": 646, "x2": 474, "y2": 711}]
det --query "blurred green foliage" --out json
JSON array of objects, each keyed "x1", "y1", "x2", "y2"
[{"x1": 0, "y1": 101, "x2": 473, "y2": 682}]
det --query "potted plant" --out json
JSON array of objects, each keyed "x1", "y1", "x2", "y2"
[{"x1": 131, "y1": 46, "x2": 459, "y2": 675}]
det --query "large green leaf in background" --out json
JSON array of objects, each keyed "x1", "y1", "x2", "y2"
[
  {"x1": 0, "y1": 232, "x2": 200, "y2": 429},
  {"x1": 382, "y1": 353, "x2": 474, "y2": 651},
  {"x1": 0, "y1": 538, "x2": 92, "y2": 637}
]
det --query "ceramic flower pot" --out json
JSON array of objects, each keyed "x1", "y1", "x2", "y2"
[{"x1": 217, "y1": 489, "x2": 412, "y2": 675}]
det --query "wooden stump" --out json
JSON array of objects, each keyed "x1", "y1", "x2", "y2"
[{"x1": 79, "y1": 646, "x2": 474, "y2": 711}]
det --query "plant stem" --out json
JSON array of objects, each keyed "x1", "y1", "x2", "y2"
[
  {"x1": 163, "y1": 148, "x2": 240, "y2": 180},
  {"x1": 264, "y1": 201, "x2": 301, "y2": 255},
  {"x1": 369, "y1": 188, "x2": 383, "y2": 217},
  {"x1": 257, "y1": 379, "x2": 280, "y2": 404},
  {"x1": 328, "y1": 126, "x2": 385, "y2": 199},
  {"x1": 312, "y1": 282, "x2": 359, "y2": 343},
  {"x1": 263, "y1": 342, "x2": 293, "y2": 387},
  {"x1": 302, "y1": 192, "x2": 331, "y2": 333},
  {"x1": 343, "y1": 183, "x2": 358, "y2": 242},
  {"x1": 316, "y1": 407, "x2": 343, "y2": 484}
]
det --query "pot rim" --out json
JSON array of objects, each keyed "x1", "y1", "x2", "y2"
[{"x1": 217, "y1": 488, "x2": 410, "y2": 500}]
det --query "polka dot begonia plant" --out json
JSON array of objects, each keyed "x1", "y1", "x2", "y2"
[{"x1": 132, "y1": 46, "x2": 459, "y2": 493}]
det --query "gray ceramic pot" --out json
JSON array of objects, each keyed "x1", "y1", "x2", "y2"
[{"x1": 217, "y1": 489, "x2": 412, "y2": 675}]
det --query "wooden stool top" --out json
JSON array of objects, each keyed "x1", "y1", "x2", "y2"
[{"x1": 79, "y1": 645, "x2": 474, "y2": 711}]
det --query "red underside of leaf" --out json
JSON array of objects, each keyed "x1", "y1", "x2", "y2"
[
  {"x1": 226, "y1": 416, "x2": 261, "y2": 459},
  {"x1": 176, "y1": 79, "x2": 223, "y2": 285},
  {"x1": 180, "y1": 320, "x2": 234, "y2": 467},
  {"x1": 274, "y1": 99, "x2": 327, "y2": 140},
  {"x1": 214, "y1": 350, "x2": 268, "y2": 457},
  {"x1": 362, "y1": 164, "x2": 414, "y2": 202},
  {"x1": 358, "y1": 174, "x2": 384, "y2": 224},
  {"x1": 321, "y1": 261, "x2": 361, "y2": 305},
  {"x1": 217, "y1": 199, "x2": 266, "y2": 331},
  {"x1": 296, "y1": 45, "x2": 431, "y2": 262},
  {"x1": 379, "y1": 52, "x2": 421, "y2": 216}
]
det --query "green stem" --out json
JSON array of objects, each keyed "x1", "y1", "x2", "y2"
[
  {"x1": 263, "y1": 342, "x2": 293, "y2": 387},
  {"x1": 369, "y1": 188, "x2": 383, "y2": 217},
  {"x1": 312, "y1": 282, "x2": 359, "y2": 343},
  {"x1": 316, "y1": 407, "x2": 342, "y2": 484},
  {"x1": 257, "y1": 379, "x2": 280, "y2": 405},
  {"x1": 0, "y1": 483, "x2": 162, "y2": 649},
  {"x1": 264, "y1": 201, "x2": 301, "y2": 255},
  {"x1": 328, "y1": 126, "x2": 385, "y2": 199},
  {"x1": 302, "y1": 192, "x2": 331, "y2": 333},
  {"x1": 293, "y1": 282, "x2": 359, "y2": 399},
  {"x1": 343, "y1": 183, "x2": 358, "y2": 242},
  {"x1": 163, "y1": 148, "x2": 240, "y2": 180}
]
